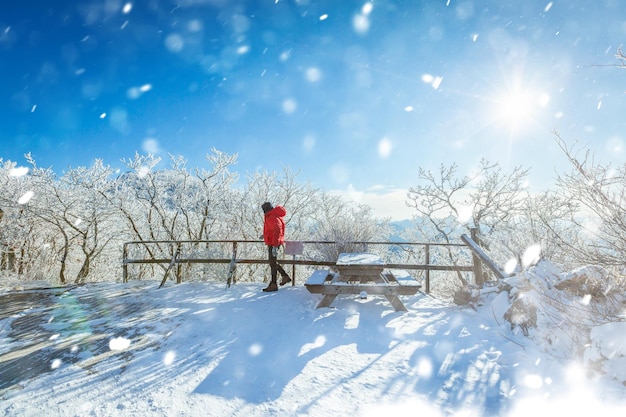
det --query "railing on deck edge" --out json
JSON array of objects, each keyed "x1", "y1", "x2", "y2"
[{"x1": 122, "y1": 239, "x2": 478, "y2": 293}]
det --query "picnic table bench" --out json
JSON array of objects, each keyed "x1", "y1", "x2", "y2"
[{"x1": 304, "y1": 253, "x2": 421, "y2": 311}]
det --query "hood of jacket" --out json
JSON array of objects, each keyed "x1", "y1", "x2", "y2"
[{"x1": 266, "y1": 205, "x2": 286, "y2": 218}]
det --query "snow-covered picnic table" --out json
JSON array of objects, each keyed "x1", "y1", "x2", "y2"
[{"x1": 304, "y1": 253, "x2": 421, "y2": 311}]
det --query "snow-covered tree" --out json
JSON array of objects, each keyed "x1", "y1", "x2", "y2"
[
  {"x1": 307, "y1": 192, "x2": 390, "y2": 263},
  {"x1": 406, "y1": 159, "x2": 530, "y2": 287},
  {"x1": 553, "y1": 133, "x2": 626, "y2": 287},
  {"x1": 110, "y1": 150, "x2": 240, "y2": 282},
  {"x1": 0, "y1": 157, "x2": 69, "y2": 281}
]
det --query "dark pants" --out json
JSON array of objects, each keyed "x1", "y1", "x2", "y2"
[{"x1": 268, "y1": 246, "x2": 288, "y2": 283}]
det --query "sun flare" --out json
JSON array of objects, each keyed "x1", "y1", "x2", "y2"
[
  {"x1": 493, "y1": 86, "x2": 549, "y2": 134},
  {"x1": 499, "y1": 89, "x2": 533, "y2": 123}
]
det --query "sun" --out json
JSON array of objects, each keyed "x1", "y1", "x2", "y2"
[
  {"x1": 492, "y1": 85, "x2": 549, "y2": 134},
  {"x1": 498, "y1": 89, "x2": 533, "y2": 124}
]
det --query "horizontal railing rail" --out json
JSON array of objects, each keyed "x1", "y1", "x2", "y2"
[{"x1": 122, "y1": 239, "x2": 476, "y2": 293}]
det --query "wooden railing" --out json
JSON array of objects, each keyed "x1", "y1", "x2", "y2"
[{"x1": 122, "y1": 239, "x2": 479, "y2": 293}]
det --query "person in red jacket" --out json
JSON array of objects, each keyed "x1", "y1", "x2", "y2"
[{"x1": 261, "y1": 202, "x2": 291, "y2": 292}]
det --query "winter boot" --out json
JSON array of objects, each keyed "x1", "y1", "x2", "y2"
[
  {"x1": 280, "y1": 275, "x2": 292, "y2": 286},
  {"x1": 262, "y1": 281, "x2": 278, "y2": 292}
]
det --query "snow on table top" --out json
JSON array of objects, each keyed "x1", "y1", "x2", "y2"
[{"x1": 336, "y1": 252, "x2": 385, "y2": 265}]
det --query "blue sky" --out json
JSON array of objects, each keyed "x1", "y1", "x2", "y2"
[{"x1": 2, "y1": 0, "x2": 625, "y2": 219}]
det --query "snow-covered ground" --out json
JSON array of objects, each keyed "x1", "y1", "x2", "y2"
[{"x1": 0, "y1": 265, "x2": 625, "y2": 416}]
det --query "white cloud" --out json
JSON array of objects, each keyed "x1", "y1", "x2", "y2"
[
  {"x1": 361, "y1": 188, "x2": 413, "y2": 220},
  {"x1": 331, "y1": 185, "x2": 413, "y2": 220}
]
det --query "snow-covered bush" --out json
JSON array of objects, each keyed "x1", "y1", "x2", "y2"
[{"x1": 470, "y1": 259, "x2": 626, "y2": 384}]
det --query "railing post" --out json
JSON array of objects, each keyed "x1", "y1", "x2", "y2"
[
  {"x1": 227, "y1": 241, "x2": 238, "y2": 287},
  {"x1": 175, "y1": 242, "x2": 183, "y2": 284},
  {"x1": 122, "y1": 243, "x2": 128, "y2": 282},
  {"x1": 425, "y1": 243, "x2": 430, "y2": 294}
]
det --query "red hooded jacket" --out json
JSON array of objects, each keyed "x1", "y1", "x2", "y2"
[{"x1": 263, "y1": 205, "x2": 286, "y2": 247}]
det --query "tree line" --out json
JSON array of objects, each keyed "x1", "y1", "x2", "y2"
[
  {"x1": 1, "y1": 136, "x2": 625, "y2": 297},
  {"x1": 0, "y1": 149, "x2": 387, "y2": 286}
]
